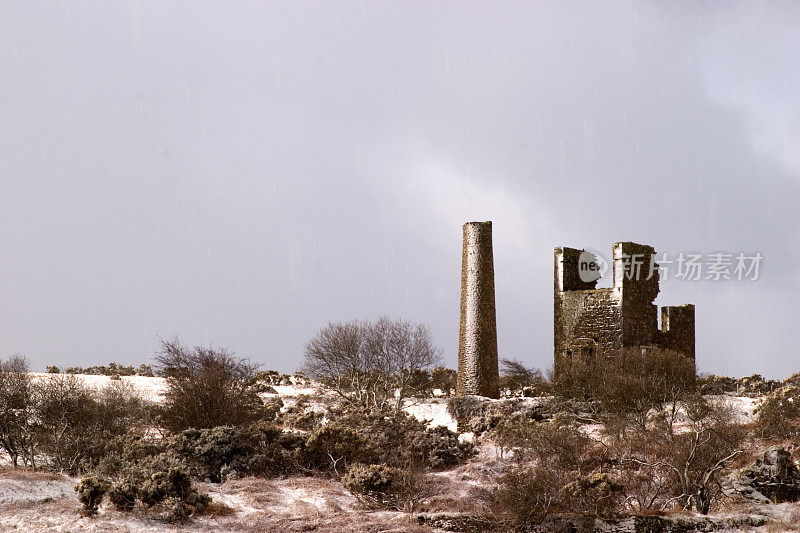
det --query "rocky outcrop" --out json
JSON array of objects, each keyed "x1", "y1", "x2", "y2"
[
  {"x1": 416, "y1": 512, "x2": 767, "y2": 533},
  {"x1": 724, "y1": 446, "x2": 800, "y2": 503},
  {"x1": 597, "y1": 515, "x2": 767, "y2": 533}
]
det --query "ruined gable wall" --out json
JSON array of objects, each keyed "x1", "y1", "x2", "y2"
[
  {"x1": 615, "y1": 242, "x2": 660, "y2": 348},
  {"x1": 659, "y1": 304, "x2": 696, "y2": 365},
  {"x1": 554, "y1": 247, "x2": 623, "y2": 377}
]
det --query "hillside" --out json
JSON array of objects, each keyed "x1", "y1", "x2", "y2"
[{"x1": 1, "y1": 374, "x2": 800, "y2": 532}]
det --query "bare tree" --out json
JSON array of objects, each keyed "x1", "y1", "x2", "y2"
[
  {"x1": 0, "y1": 355, "x2": 37, "y2": 468},
  {"x1": 303, "y1": 317, "x2": 442, "y2": 410},
  {"x1": 367, "y1": 317, "x2": 442, "y2": 410}
]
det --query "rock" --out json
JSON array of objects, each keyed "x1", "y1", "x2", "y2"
[
  {"x1": 727, "y1": 446, "x2": 800, "y2": 503},
  {"x1": 416, "y1": 512, "x2": 495, "y2": 533},
  {"x1": 416, "y1": 512, "x2": 768, "y2": 533},
  {"x1": 598, "y1": 514, "x2": 767, "y2": 532}
]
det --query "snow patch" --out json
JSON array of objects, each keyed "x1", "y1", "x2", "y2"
[{"x1": 403, "y1": 399, "x2": 457, "y2": 432}]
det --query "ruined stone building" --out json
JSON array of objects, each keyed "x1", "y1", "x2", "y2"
[
  {"x1": 554, "y1": 242, "x2": 695, "y2": 378},
  {"x1": 457, "y1": 221, "x2": 500, "y2": 398}
]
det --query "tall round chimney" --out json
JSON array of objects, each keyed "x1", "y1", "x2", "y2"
[{"x1": 456, "y1": 221, "x2": 500, "y2": 398}]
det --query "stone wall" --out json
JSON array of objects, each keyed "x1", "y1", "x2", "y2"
[
  {"x1": 554, "y1": 242, "x2": 695, "y2": 378},
  {"x1": 659, "y1": 304, "x2": 696, "y2": 363},
  {"x1": 456, "y1": 221, "x2": 500, "y2": 398}
]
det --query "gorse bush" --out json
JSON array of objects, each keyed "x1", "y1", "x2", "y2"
[
  {"x1": 342, "y1": 463, "x2": 407, "y2": 509},
  {"x1": 251, "y1": 370, "x2": 311, "y2": 386},
  {"x1": 342, "y1": 463, "x2": 403, "y2": 496},
  {"x1": 697, "y1": 373, "x2": 780, "y2": 396},
  {"x1": 101, "y1": 445, "x2": 211, "y2": 522},
  {"x1": 342, "y1": 463, "x2": 432, "y2": 512},
  {"x1": 431, "y1": 366, "x2": 457, "y2": 397},
  {"x1": 96, "y1": 423, "x2": 303, "y2": 484},
  {"x1": 74, "y1": 477, "x2": 109, "y2": 516},
  {"x1": 117, "y1": 466, "x2": 211, "y2": 522},
  {"x1": 331, "y1": 408, "x2": 474, "y2": 470},
  {"x1": 446, "y1": 395, "x2": 490, "y2": 432},
  {"x1": 304, "y1": 425, "x2": 368, "y2": 473},
  {"x1": 282, "y1": 403, "x2": 325, "y2": 431},
  {"x1": 561, "y1": 472, "x2": 624, "y2": 518},
  {"x1": 171, "y1": 423, "x2": 300, "y2": 482},
  {"x1": 297, "y1": 407, "x2": 474, "y2": 474},
  {"x1": 755, "y1": 384, "x2": 800, "y2": 439},
  {"x1": 61, "y1": 362, "x2": 154, "y2": 377},
  {"x1": 447, "y1": 396, "x2": 545, "y2": 436},
  {"x1": 173, "y1": 426, "x2": 259, "y2": 482},
  {"x1": 108, "y1": 480, "x2": 138, "y2": 511}
]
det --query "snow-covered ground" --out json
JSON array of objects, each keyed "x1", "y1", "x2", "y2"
[
  {"x1": 29, "y1": 372, "x2": 168, "y2": 403},
  {"x1": 0, "y1": 469, "x2": 418, "y2": 532},
  {"x1": 0, "y1": 471, "x2": 74, "y2": 505},
  {"x1": 714, "y1": 394, "x2": 762, "y2": 423},
  {"x1": 403, "y1": 398, "x2": 458, "y2": 432},
  {"x1": 5, "y1": 376, "x2": 795, "y2": 532},
  {"x1": 30, "y1": 373, "x2": 462, "y2": 431}
]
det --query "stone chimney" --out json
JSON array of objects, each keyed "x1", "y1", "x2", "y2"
[{"x1": 456, "y1": 221, "x2": 500, "y2": 398}]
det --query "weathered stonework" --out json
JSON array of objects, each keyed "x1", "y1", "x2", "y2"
[
  {"x1": 554, "y1": 242, "x2": 695, "y2": 379},
  {"x1": 457, "y1": 221, "x2": 500, "y2": 398}
]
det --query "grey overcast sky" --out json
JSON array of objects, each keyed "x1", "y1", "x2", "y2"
[{"x1": 1, "y1": 1, "x2": 799, "y2": 377}]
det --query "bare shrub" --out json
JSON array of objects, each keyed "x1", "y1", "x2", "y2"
[
  {"x1": 492, "y1": 465, "x2": 563, "y2": 524},
  {"x1": 488, "y1": 415, "x2": 616, "y2": 527},
  {"x1": 34, "y1": 374, "x2": 147, "y2": 474},
  {"x1": 499, "y1": 358, "x2": 547, "y2": 397},
  {"x1": 554, "y1": 347, "x2": 696, "y2": 430},
  {"x1": 155, "y1": 338, "x2": 263, "y2": 431},
  {"x1": 618, "y1": 397, "x2": 749, "y2": 514}
]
